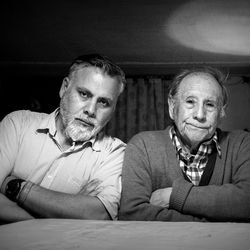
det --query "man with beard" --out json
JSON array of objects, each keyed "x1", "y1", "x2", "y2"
[
  {"x1": 118, "y1": 66, "x2": 250, "y2": 222},
  {"x1": 0, "y1": 54, "x2": 126, "y2": 224}
]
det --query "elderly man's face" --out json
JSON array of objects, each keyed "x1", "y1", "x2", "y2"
[{"x1": 168, "y1": 73, "x2": 225, "y2": 150}]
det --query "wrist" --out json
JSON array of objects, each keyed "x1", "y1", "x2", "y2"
[
  {"x1": 4, "y1": 177, "x2": 26, "y2": 202},
  {"x1": 17, "y1": 181, "x2": 34, "y2": 206}
]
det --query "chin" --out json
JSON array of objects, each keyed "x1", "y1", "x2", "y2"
[
  {"x1": 66, "y1": 125, "x2": 94, "y2": 142},
  {"x1": 184, "y1": 131, "x2": 208, "y2": 143},
  {"x1": 73, "y1": 133, "x2": 92, "y2": 142},
  {"x1": 189, "y1": 135, "x2": 211, "y2": 147}
]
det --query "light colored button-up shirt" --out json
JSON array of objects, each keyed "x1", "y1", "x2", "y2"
[{"x1": 0, "y1": 109, "x2": 126, "y2": 219}]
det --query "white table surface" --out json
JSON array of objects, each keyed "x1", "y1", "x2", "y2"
[{"x1": 0, "y1": 219, "x2": 250, "y2": 250}]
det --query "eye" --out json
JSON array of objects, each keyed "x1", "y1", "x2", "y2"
[
  {"x1": 207, "y1": 102, "x2": 215, "y2": 107},
  {"x1": 79, "y1": 90, "x2": 89, "y2": 98},
  {"x1": 98, "y1": 98, "x2": 110, "y2": 107},
  {"x1": 185, "y1": 98, "x2": 195, "y2": 106},
  {"x1": 205, "y1": 101, "x2": 216, "y2": 110}
]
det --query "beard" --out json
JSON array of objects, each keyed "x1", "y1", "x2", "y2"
[
  {"x1": 64, "y1": 119, "x2": 98, "y2": 142},
  {"x1": 65, "y1": 120, "x2": 96, "y2": 142},
  {"x1": 60, "y1": 97, "x2": 99, "y2": 142}
]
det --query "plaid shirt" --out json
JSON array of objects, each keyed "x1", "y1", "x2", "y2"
[{"x1": 170, "y1": 126, "x2": 221, "y2": 186}]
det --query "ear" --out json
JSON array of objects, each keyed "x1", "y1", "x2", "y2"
[
  {"x1": 220, "y1": 105, "x2": 226, "y2": 119},
  {"x1": 168, "y1": 96, "x2": 175, "y2": 120},
  {"x1": 59, "y1": 77, "x2": 70, "y2": 98}
]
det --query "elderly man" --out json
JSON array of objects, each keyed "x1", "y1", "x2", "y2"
[
  {"x1": 0, "y1": 54, "x2": 126, "y2": 224},
  {"x1": 118, "y1": 66, "x2": 250, "y2": 222}
]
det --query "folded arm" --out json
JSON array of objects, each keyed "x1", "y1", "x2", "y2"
[
  {"x1": 19, "y1": 183, "x2": 111, "y2": 220},
  {"x1": 170, "y1": 176, "x2": 250, "y2": 222},
  {"x1": 1, "y1": 175, "x2": 110, "y2": 221},
  {"x1": 0, "y1": 193, "x2": 34, "y2": 224},
  {"x1": 118, "y1": 134, "x2": 206, "y2": 222},
  {"x1": 170, "y1": 133, "x2": 250, "y2": 222}
]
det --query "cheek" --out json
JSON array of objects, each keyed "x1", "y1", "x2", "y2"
[
  {"x1": 62, "y1": 92, "x2": 77, "y2": 108},
  {"x1": 68, "y1": 95, "x2": 84, "y2": 113},
  {"x1": 174, "y1": 106, "x2": 190, "y2": 122},
  {"x1": 96, "y1": 109, "x2": 114, "y2": 126},
  {"x1": 208, "y1": 112, "x2": 220, "y2": 125}
]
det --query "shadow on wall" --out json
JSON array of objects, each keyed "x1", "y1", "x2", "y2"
[{"x1": 220, "y1": 76, "x2": 250, "y2": 132}]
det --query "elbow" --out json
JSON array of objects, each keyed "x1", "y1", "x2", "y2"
[{"x1": 93, "y1": 210, "x2": 112, "y2": 220}]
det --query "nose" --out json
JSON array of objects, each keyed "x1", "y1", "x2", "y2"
[
  {"x1": 193, "y1": 104, "x2": 206, "y2": 122},
  {"x1": 84, "y1": 100, "x2": 96, "y2": 118}
]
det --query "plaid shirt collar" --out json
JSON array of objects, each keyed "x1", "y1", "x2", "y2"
[{"x1": 169, "y1": 125, "x2": 221, "y2": 158}]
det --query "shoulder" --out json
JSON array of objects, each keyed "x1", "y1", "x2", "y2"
[
  {"x1": 218, "y1": 129, "x2": 250, "y2": 153},
  {"x1": 219, "y1": 129, "x2": 250, "y2": 143},
  {"x1": 1, "y1": 110, "x2": 48, "y2": 128},
  {"x1": 3, "y1": 110, "x2": 47, "y2": 122},
  {"x1": 128, "y1": 127, "x2": 171, "y2": 146},
  {"x1": 95, "y1": 133, "x2": 126, "y2": 153}
]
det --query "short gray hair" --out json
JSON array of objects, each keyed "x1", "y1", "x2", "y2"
[{"x1": 68, "y1": 54, "x2": 126, "y2": 94}]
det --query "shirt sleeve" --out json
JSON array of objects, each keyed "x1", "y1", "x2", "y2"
[
  {"x1": 170, "y1": 132, "x2": 250, "y2": 222},
  {"x1": 92, "y1": 137, "x2": 126, "y2": 220},
  {"x1": 0, "y1": 112, "x2": 21, "y2": 186}
]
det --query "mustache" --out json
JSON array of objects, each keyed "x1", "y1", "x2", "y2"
[{"x1": 75, "y1": 117, "x2": 95, "y2": 127}]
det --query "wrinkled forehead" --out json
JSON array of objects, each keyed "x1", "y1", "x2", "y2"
[
  {"x1": 183, "y1": 72, "x2": 217, "y2": 83},
  {"x1": 178, "y1": 72, "x2": 224, "y2": 102},
  {"x1": 180, "y1": 72, "x2": 222, "y2": 92}
]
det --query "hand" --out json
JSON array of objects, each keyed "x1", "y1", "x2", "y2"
[{"x1": 150, "y1": 187, "x2": 173, "y2": 208}]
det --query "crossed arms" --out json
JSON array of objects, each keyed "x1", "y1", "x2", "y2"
[
  {"x1": 118, "y1": 131, "x2": 250, "y2": 222},
  {"x1": 0, "y1": 178, "x2": 110, "y2": 224}
]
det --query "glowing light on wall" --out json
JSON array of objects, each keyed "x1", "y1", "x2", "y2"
[{"x1": 166, "y1": 0, "x2": 250, "y2": 55}]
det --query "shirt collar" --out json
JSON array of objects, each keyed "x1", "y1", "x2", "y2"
[
  {"x1": 169, "y1": 125, "x2": 222, "y2": 157},
  {"x1": 36, "y1": 108, "x2": 102, "y2": 152},
  {"x1": 36, "y1": 108, "x2": 58, "y2": 136}
]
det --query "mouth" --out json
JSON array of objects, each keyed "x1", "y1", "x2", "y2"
[
  {"x1": 187, "y1": 123, "x2": 209, "y2": 130},
  {"x1": 75, "y1": 118, "x2": 94, "y2": 128}
]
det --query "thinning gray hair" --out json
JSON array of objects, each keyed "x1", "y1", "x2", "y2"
[{"x1": 168, "y1": 66, "x2": 228, "y2": 108}]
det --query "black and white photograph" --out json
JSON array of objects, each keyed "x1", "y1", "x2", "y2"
[{"x1": 0, "y1": 1, "x2": 250, "y2": 249}]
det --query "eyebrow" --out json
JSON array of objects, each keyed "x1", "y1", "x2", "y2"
[
  {"x1": 184, "y1": 93, "x2": 218, "y2": 101},
  {"x1": 78, "y1": 86, "x2": 114, "y2": 104}
]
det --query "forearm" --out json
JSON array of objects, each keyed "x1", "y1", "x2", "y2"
[
  {"x1": 0, "y1": 193, "x2": 34, "y2": 224},
  {"x1": 120, "y1": 139, "x2": 205, "y2": 221},
  {"x1": 119, "y1": 195, "x2": 206, "y2": 221},
  {"x1": 119, "y1": 181, "x2": 206, "y2": 221},
  {"x1": 185, "y1": 185, "x2": 250, "y2": 221},
  {"x1": 170, "y1": 178, "x2": 250, "y2": 222},
  {"x1": 20, "y1": 183, "x2": 110, "y2": 220}
]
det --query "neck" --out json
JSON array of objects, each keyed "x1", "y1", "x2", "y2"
[
  {"x1": 180, "y1": 138, "x2": 199, "y2": 155},
  {"x1": 55, "y1": 114, "x2": 73, "y2": 150},
  {"x1": 173, "y1": 128, "x2": 198, "y2": 153}
]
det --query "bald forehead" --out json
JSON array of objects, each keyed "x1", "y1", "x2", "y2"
[
  {"x1": 183, "y1": 72, "x2": 217, "y2": 83},
  {"x1": 177, "y1": 72, "x2": 224, "y2": 105},
  {"x1": 179, "y1": 72, "x2": 222, "y2": 92}
]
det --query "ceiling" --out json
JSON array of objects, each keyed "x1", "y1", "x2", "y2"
[{"x1": 1, "y1": 0, "x2": 250, "y2": 77}]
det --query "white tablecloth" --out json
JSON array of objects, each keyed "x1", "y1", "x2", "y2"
[{"x1": 0, "y1": 219, "x2": 250, "y2": 250}]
